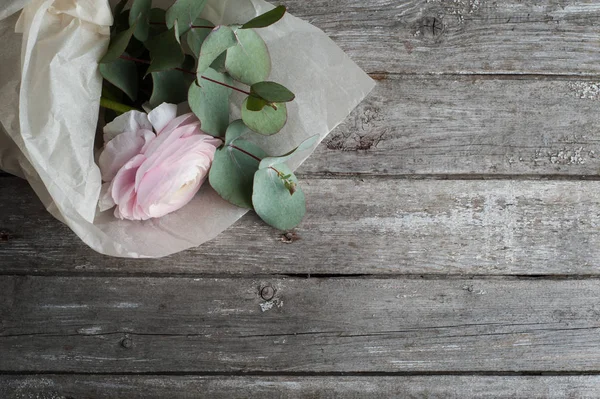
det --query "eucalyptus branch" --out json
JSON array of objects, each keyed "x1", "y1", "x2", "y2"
[
  {"x1": 118, "y1": 55, "x2": 251, "y2": 96},
  {"x1": 227, "y1": 143, "x2": 289, "y2": 187}
]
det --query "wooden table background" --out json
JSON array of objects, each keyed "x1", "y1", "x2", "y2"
[{"x1": 3, "y1": 0, "x2": 600, "y2": 397}]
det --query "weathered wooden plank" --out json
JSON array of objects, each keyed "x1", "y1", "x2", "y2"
[
  {"x1": 2, "y1": 176, "x2": 600, "y2": 275},
  {"x1": 2, "y1": 276, "x2": 600, "y2": 372},
  {"x1": 8, "y1": 77, "x2": 600, "y2": 180},
  {"x1": 299, "y1": 76, "x2": 600, "y2": 176},
  {"x1": 281, "y1": 0, "x2": 600, "y2": 75},
  {"x1": 3, "y1": 375, "x2": 600, "y2": 399}
]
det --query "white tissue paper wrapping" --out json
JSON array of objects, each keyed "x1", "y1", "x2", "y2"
[{"x1": 0, "y1": 0, "x2": 375, "y2": 258}]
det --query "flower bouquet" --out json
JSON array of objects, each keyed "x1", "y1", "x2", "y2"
[{"x1": 0, "y1": 0, "x2": 374, "y2": 258}]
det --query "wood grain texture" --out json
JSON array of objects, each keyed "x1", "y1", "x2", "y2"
[
  {"x1": 2, "y1": 276, "x2": 600, "y2": 373},
  {"x1": 3, "y1": 177, "x2": 600, "y2": 275},
  {"x1": 3, "y1": 375, "x2": 600, "y2": 399},
  {"x1": 280, "y1": 0, "x2": 600, "y2": 75},
  {"x1": 299, "y1": 76, "x2": 600, "y2": 176}
]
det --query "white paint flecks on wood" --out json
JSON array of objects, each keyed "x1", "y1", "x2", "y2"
[{"x1": 299, "y1": 76, "x2": 600, "y2": 176}]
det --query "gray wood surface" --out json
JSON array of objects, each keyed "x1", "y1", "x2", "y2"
[
  {"x1": 3, "y1": 176, "x2": 600, "y2": 275},
  {"x1": 3, "y1": 375, "x2": 600, "y2": 399},
  {"x1": 283, "y1": 0, "x2": 600, "y2": 75},
  {"x1": 3, "y1": 276, "x2": 600, "y2": 373},
  {"x1": 3, "y1": 0, "x2": 600, "y2": 396},
  {"x1": 300, "y1": 76, "x2": 600, "y2": 176}
]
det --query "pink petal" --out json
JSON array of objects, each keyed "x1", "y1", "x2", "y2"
[
  {"x1": 111, "y1": 154, "x2": 145, "y2": 220},
  {"x1": 135, "y1": 125, "x2": 212, "y2": 190},
  {"x1": 98, "y1": 131, "x2": 151, "y2": 182},
  {"x1": 103, "y1": 110, "x2": 152, "y2": 143},
  {"x1": 148, "y1": 103, "x2": 178, "y2": 134}
]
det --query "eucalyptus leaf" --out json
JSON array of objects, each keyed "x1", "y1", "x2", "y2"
[
  {"x1": 246, "y1": 95, "x2": 267, "y2": 111},
  {"x1": 145, "y1": 27, "x2": 185, "y2": 75},
  {"x1": 210, "y1": 51, "x2": 228, "y2": 73},
  {"x1": 252, "y1": 164, "x2": 306, "y2": 230},
  {"x1": 125, "y1": 36, "x2": 145, "y2": 57},
  {"x1": 209, "y1": 121, "x2": 268, "y2": 209},
  {"x1": 149, "y1": 8, "x2": 168, "y2": 36},
  {"x1": 166, "y1": 0, "x2": 208, "y2": 35},
  {"x1": 241, "y1": 97, "x2": 287, "y2": 135},
  {"x1": 114, "y1": 0, "x2": 129, "y2": 17},
  {"x1": 150, "y1": 69, "x2": 190, "y2": 108},
  {"x1": 186, "y1": 18, "x2": 214, "y2": 56},
  {"x1": 224, "y1": 119, "x2": 253, "y2": 144},
  {"x1": 259, "y1": 135, "x2": 320, "y2": 169},
  {"x1": 129, "y1": 0, "x2": 152, "y2": 41},
  {"x1": 188, "y1": 68, "x2": 232, "y2": 137},
  {"x1": 101, "y1": 22, "x2": 137, "y2": 63},
  {"x1": 99, "y1": 57, "x2": 138, "y2": 102},
  {"x1": 251, "y1": 81, "x2": 295, "y2": 103},
  {"x1": 113, "y1": 9, "x2": 131, "y2": 34},
  {"x1": 182, "y1": 54, "x2": 196, "y2": 71},
  {"x1": 241, "y1": 6, "x2": 286, "y2": 29},
  {"x1": 196, "y1": 26, "x2": 237, "y2": 76},
  {"x1": 225, "y1": 28, "x2": 270, "y2": 85}
]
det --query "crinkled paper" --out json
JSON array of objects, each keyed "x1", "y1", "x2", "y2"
[{"x1": 0, "y1": 0, "x2": 375, "y2": 258}]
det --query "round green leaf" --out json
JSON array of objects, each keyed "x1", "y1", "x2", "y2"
[
  {"x1": 224, "y1": 119, "x2": 253, "y2": 144},
  {"x1": 145, "y1": 27, "x2": 185, "y2": 75},
  {"x1": 209, "y1": 123, "x2": 268, "y2": 209},
  {"x1": 241, "y1": 6, "x2": 286, "y2": 29},
  {"x1": 101, "y1": 22, "x2": 137, "y2": 64},
  {"x1": 129, "y1": 0, "x2": 152, "y2": 42},
  {"x1": 241, "y1": 98, "x2": 287, "y2": 135},
  {"x1": 196, "y1": 26, "x2": 237, "y2": 76},
  {"x1": 149, "y1": 8, "x2": 168, "y2": 37},
  {"x1": 251, "y1": 81, "x2": 295, "y2": 103},
  {"x1": 246, "y1": 96, "x2": 268, "y2": 111},
  {"x1": 210, "y1": 52, "x2": 228, "y2": 73},
  {"x1": 112, "y1": 5, "x2": 130, "y2": 34},
  {"x1": 99, "y1": 57, "x2": 138, "y2": 102},
  {"x1": 150, "y1": 69, "x2": 190, "y2": 108},
  {"x1": 225, "y1": 28, "x2": 271, "y2": 85},
  {"x1": 252, "y1": 164, "x2": 306, "y2": 230},
  {"x1": 186, "y1": 18, "x2": 214, "y2": 56},
  {"x1": 113, "y1": 0, "x2": 129, "y2": 20},
  {"x1": 188, "y1": 68, "x2": 232, "y2": 137},
  {"x1": 166, "y1": 0, "x2": 208, "y2": 35}
]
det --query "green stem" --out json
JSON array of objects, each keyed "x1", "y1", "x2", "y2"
[
  {"x1": 228, "y1": 143, "x2": 283, "y2": 176},
  {"x1": 100, "y1": 98, "x2": 139, "y2": 114}
]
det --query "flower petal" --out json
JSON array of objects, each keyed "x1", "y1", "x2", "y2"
[
  {"x1": 98, "y1": 182, "x2": 116, "y2": 212},
  {"x1": 111, "y1": 154, "x2": 146, "y2": 220},
  {"x1": 103, "y1": 110, "x2": 152, "y2": 143},
  {"x1": 98, "y1": 130, "x2": 152, "y2": 182},
  {"x1": 148, "y1": 103, "x2": 178, "y2": 134}
]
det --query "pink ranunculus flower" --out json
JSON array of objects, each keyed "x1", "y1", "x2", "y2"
[{"x1": 98, "y1": 103, "x2": 222, "y2": 221}]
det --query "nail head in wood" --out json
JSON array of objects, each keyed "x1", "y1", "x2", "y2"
[
  {"x1": 121, "y1": 337, "x2": 133, "y2": 349},
  {"x1": 260, "y1": 285, "x2": 276, "y2": 301}
]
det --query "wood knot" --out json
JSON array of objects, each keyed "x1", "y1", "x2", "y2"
[
  {"x1": 0, "y1": 230, "x2": 14, "y2": 242},
  {"x1": 415, "y1": 16, "x2": 445, "y2": 41},
  {"x1": 280, "y1": 232, "x2": 300, "y2": 243}
]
